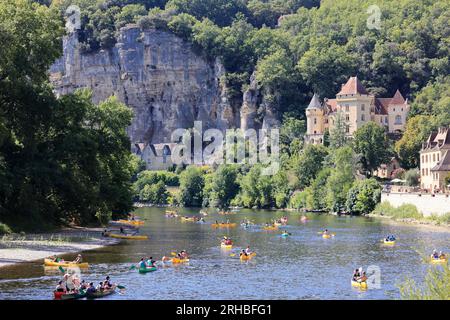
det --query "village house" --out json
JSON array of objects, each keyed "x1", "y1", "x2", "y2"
[
  {"x1": 134, "y1": 143, "x2": 177, "y2": 171},
  {"x1": 305, "y1": 76, "x2": 410, "y2": 144},
  {"x1": 419, "y1": 127, "x2": 450, "y2": 192}
]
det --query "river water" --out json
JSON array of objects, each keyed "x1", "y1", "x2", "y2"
[{"x1": 0, "y1": 207, "x2": 448, "y2": 300}]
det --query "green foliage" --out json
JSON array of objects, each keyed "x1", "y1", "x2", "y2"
[
  {"x1": 139, "y1": 180, "x2": 169, "y2": 204},
  {"x1": 179, "y1": 166, "x2": 204, "y2": 207},
  {"x1": 346, "y1": 178, "x2": 381, "y2": 215},
  {"x1": 115, "y1": 4, "x2": 147, "y2": 29},
  {"x1": 372, "y1": 202, "x2": 423, "y2": 220},
  {"x1": 291, "y1": 144, "x2": 329, "y2": 189},
  {"x1": 404, "y1": 169, "x2": 420, "y2": 186},
  {"x1": 0, "y1": 223, "x2": 12, "y2": 235},
  {"x1": 399, "y1": 263, "x2": 450, "y2": 300},
  {"x1": 205, "y1": 165, "x2": 239, "y2": 208},
  {"x1": 279, "y1": 116, "x2": 305, "y2": 156},
  {"x1": 305, "y1": 168, "x2": 331, "y2": 211},
  {"x1": 352, "y1": 122, "x2": 392, "y2": 176},
  {"x1": 289, "y1": 191, "x2": 307, "y2": 209},
  {"x1": 0, "y1": 1, "x2": 135, "y2": 230},
  {"x1": 325, "y1": 146, "x2": 357, "y2": 212},
  {"x1": 329, "y1": 111, "x2": 348, "y2": 149}
]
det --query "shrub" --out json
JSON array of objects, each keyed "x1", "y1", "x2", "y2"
[
  {"x1": 405, "y1": 169, "x2": 420, "y2": 186},
  {"x1": 372, "y1": 201, "x2": 423, "y2": 220},
  {"x1": 0, "y1": 223, "x2": 12, "y2": 235},
  {"x1": 289, "y1": 191, "x2": 307, "y2": 209},
  {"x1": 346, "y1": 178, "x2": 382, "y2": 215},
  {"x1": 399, "y1": 263, "x2": 450, "y2": 299}
]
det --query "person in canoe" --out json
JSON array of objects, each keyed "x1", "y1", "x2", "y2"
[
  {"x1": 79, "y1": 280, "x2": 87, "y2": 290},
  {"x1": 86, "y1": 282, "x2": 96, "y2": 294},
  {"x1": 352, "y1": 268, "x2": 361, "y2": 282},
  {"x1": 178, "y1": 250, "x2": 189, "y2": 259},
  {"x1": 72, "y1": 254, "x2": 83, "y2": 264},
  {"x1": 431, "y1": 249, "x2": 439, "y2": 260},
  {"x1": 281, "y1": 230, "x2": 290, "y2": 237},
  {"x1": 385, "y1": 235, "x2": 396, "y2": 242},
  {"x1": 240, "y1": 249, "x2": 248, "y2": 257},
  {"x1": 323, "y1": 229, "x2": 330, "y2": 236},
  {"x1": 104, "y1": 276, "x2": 113, "y2": 289},
  {"x1": 221, "y1": 236, "x2": 233, "y2": 246},
  {"x1": 146, "y1": 256, "x2": 156, "y2": 267},
  {"x1": 244, "y1": 246, "x2": 252, "y2": 255},
  {"x1": 120, "y1": 227, "x2": 125, "y2": 234},
  {"x1": 55, "y1": 281, "x2": 66, "y2": 293},
  {"x1": 439, "y1": 251, "x2": 447, "y2": 259}
]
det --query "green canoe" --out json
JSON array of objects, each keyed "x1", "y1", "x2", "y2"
[
  {"x1": 139, "y1": 266, "x2": 157, "y2": 273},
  {"x1": 86, "y1": 287, "x2": 116, "y2": 299}
]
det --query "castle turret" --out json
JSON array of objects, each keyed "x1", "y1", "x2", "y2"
[{"x1": 305, "y1": 93, "x2": 325, "y2": 144}]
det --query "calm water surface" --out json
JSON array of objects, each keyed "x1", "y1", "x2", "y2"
[{"x1": 0, "y1": 208, "x2": 448, "y2": 300}]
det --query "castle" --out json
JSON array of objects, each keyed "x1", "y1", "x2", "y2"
[{"x1": 305, "y1": 76, "x2": 410, "y2": 144}]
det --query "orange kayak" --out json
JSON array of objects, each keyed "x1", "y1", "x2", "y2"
[{"x1": 240, "y1": 252, "x2": 256, "y2": 261}]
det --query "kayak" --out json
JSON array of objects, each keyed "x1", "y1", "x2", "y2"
[
  {"x1": 240, "y1": 252, "x2": 256, "y2": 261},
  {"x1": 138, "y1": 266, "x2": 157, "y2": 273},
  {"x1": 263, "y1": 226, "x2": 278, "y2": 231},
  {"x1": 322, "y1": 234, "x2": 332, "y2": 239},
  {"x1": 221, "y1": 243, "x2": 233, "y2": 249},
  {"x1": 171, "y1": 257, "x2": 190, "y2": 264},
  {"x1": 86, "y1": 286, "x2": 116, "y2": 299},
  {"x1": 211, "y1": 223, "x2": 237, "y2": 228},
  {"x1": 383, "y1": 240, "x2": 396, "y2": 245},
  {"x1": 44, "y1": 259, "x2": 89, "y2": 268},
  {"x1": 430, "y1": 257, "x2": 448, "y2": 264},
  {"x1": 54, "y1": 290, "x2": 86, "y2": 300},
  {"x1": 180, "y1": 217, "x2": 196, "y2": 222},
  {"x1": 116, "y1": 219, "x2": 144, "y2": 226},
  {"x1": 107, "y1": 233, "x2": 148, "y2": 240},
  {"x1": 273, "y1": 222, "x2": 282, "y2": 227},
  {"x1": 351, "y1": 280, "x2": 368, "y2": 289},
  {"x1": 281, "y1": 233, "x2": 289, "y2": 238}
]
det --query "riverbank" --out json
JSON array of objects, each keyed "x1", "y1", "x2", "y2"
[
  {"x1": 367, "y1": 213, "x2": 450, "y2": 232},
  {"x1": 0, "y1": 227, "x2": 119, "y2": 269}
]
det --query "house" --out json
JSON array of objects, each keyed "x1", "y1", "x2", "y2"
[
  {"x1": 305, "y1": 76, "x2": 410, "y2": 144},
  {"x1": 373, "y1": 157, "x2": 401, "y2": 179},
  {"x1": 420, "y1": 127, "x2": 450, "y2": 192},
  {"x1": 134, "y1": 143, "x2": 177, "y2": 171}
]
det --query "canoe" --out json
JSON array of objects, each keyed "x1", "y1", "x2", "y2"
[
  {"x1": 322, "y1": 234, "x2": 333, "y2": 239},
  {"x1": 44, "y1": 259, "x2": 89, "y2": 268},
  {"x1": 273, "y1": 222, "x2": 282, "y2": 227},
  {"x1": 54, "y1": 290, "x2": 86, "y2": 300},
  {"x1": 351, "y1": 280, "x2": 368, "y2": 289},
  {"x1": 240, "y1": 252, "x2": 256, "y2": 261},
  {"x1": 383, "y1": 240, "x2": 396, "y2": 245},
  {"x1": 263, "y1": 226, "x2": 278, "y2": 231},
  {"x1": 221, "y1": 243, "x2": 233, "y2": 249},
  {"x1": 281, "y1": 233, "x2": 289, "y2": 238},
  {"x1": 430, "y1": 257, "x2": 448, "y2": 264},
  {"x1": 107, "y1": 233, "x2": 148, "y2": 240},
  {"x1": 180, "y1": 217, "x2": 196, "y2": 222},
  {"x1": 86, "y1": 286, "x2": 116, "y2": 299},
  {"x1": 171, "y1": 257, "x2": 190, "y2": 264},
  {"x1": 116, "y1": 219, "x2": 144, "y2": 226},
  {"x1": 211, "y1": 223, "x2": 237, "y2": 228},
  {"x1": 139, "y1": 266, "x2": 157, "y2": 273}
]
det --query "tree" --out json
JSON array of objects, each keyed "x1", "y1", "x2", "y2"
[
  {"x1": 404, "y1": 169, "x2": 420, "y2": 187},
  {"x1": 326, "y1": 146, "x2": 357, "y2": 213},
  {"x1": 353, "y1": 122, "x2": 391, "y2": 176},
  {"x1": 207, "y1": 165, "x2": 239, "y2": 208},
  {"x1": 139, "y1": 180, "x2": 169, "y2": 204},
  {"x1": 279, "y1": 116, "x2": 305, "y2": 156},
  {"x1": 329, "y1": 111, "x2": 348, "y2": 149},
  {"x1": 346, "y1": 178, "x2": 381, "y2": 215},
  {"x1": 291, "y1": 144, "x2": 329, "y2": 189},
  {"x1": 305, "y1": 168, "x2": 331, "y2": 211},
  {"x1": 179, "y1": 166, "x2": 204, "y2": 207}
]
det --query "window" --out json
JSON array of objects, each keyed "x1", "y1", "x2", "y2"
[
  {"x1": 346, "y1": 125, "x2": 350, "y2": 133},
  {"x1": 385, "y1": 117, "x2": 388, "y2": 124},
  {"x1": 314, "y1": 118, "x2": 317, "y2": 125},
  {"x1": 361, "y1": 104, "x2": 365, "y2": 111},
  {"x1": 361, "y1": 114, "x2": 365, "y2": 121},
  {"x1": 433, "y1": 154, "x2": 435, "y2": 162},
  {"x1": 437, "y1": 154, "x2": 440, "y2": 161},
  {"x1": 346, "y1": 114, "x2": 350, "y2": 121},
  {"x1": 345, "y1": 104, "x2": 349, "y2": 112},
  {"x1": 395, "y1": 115, "x2": 402, "y2": 124}
]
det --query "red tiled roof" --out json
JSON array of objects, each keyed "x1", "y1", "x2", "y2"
[
  {"x1": 375, "y1": 98, "x2": 390, "y2": 115},
  {"x1": 324, "y1": 98, "x2": 337, "y2": 113},
  {"x1": 337, "y1": 76, "x2": 369, "y2": 95},
  {"x1": 390, "y1": 89, "x2": 406, "y2": 105}
]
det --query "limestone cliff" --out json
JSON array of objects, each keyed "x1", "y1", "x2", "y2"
[{"x1": 50, "y1": 25, "x2": 278, "y2": 146}]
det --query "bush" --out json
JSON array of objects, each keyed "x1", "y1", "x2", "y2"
[
  {"x1": 139, "y1": 181, "x2": 169, "y2": 204},
  {"x1": 346, "y1": 178, "x2": 382, "y2": 215},
  {"x1": 372, "y1": 201, "x2": 423, "y2": 220},
  {"x1": 0, "y1": 223, "x2": 12, "y2": 235},
  {"x1": 399, "y1": 263, "x2": 450, "y2": 299},
  {"x1": 289, "y1": 191, "x2": 307, "y2": 209},
  {"x1": 405, "y1": 169, "x2": 420, "y2": 186}
]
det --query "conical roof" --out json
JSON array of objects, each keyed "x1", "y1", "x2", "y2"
[{"x1": 306, "y1": 93, "x2": 322, "y2": 110}]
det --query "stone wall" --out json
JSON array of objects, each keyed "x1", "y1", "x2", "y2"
[{"x1": 381, "y1": 192, "x2": 450, "y2": 216}]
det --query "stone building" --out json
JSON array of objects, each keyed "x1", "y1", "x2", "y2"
[
  {"x1": 420, "y1": 127, "x2": 450, "y2": 192},
  {"x1": 305, "y1": 76, "x2": 410, "y2": 144},
  {"x1": 135, "y1": 143, "x2": 177, "y2": 171}
]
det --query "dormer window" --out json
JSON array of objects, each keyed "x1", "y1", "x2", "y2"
[{"x1": 395, "y1": 115, "x2": 402, "y2": 125}]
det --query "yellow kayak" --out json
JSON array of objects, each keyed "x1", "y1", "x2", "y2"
[
  {"x1": 240, "y1": 252, "x2": 256, "y2": 261},
  {"x1": 351, "y1": 280, "x2": 368, "y2": 289},
  {"x1": 211, "y1": 223, "x2": 237, "y2": 228},
  {"x1": 383, "y1": 240, "x2": 396, "y2": 245},
  {"x1": 107, "y1": 233, "x2": 148, "y2": 240},
  {"x1": 44, "y1": 259, "x2": 89, "y2": 268},
  {"x1": 430, "y1": 256, "x2": 448, "y2": 264},
  {"x1": 221, "y1": 243, "x2": 233, "y2": 249},
  {"x1": 322, "y1": 233, "x2": 334, "y2": 239},
  {"x1": 263, "y1": 226, "x2": 278, "y2": 231},
  {"x1": 171, "y1": 257, "x2": 190, "y2": 264},
  {"x1": 116, "y1": 219, "x2": 144, "y2": 226},
  {"x1": 180, "y1": 217, "x2": 196, "y2": 222}
]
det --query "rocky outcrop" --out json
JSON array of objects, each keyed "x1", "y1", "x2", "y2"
[{"x1": 50, "y1": 25, "x2": 278, "y2": 147}]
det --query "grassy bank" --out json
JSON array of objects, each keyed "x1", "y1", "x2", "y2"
[{"x1": 370, "y1": 201, "x2": 450, "y2": 227}]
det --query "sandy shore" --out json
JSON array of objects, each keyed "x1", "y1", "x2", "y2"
[{"x1": 0, "y1": 227, "x2": 119, "y2": 269}]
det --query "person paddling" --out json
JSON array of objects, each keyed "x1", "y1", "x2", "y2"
[{"x1": 72, "y1": 254, "x2": 83, "y2": 264}]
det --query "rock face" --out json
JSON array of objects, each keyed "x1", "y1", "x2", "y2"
[{"x1": 50, "y1": 25, "x2": 277, "y2": 147}]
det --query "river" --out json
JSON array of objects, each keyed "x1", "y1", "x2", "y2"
[{"x1": 0, "y1": 207, "x2": 448, "y2": 300}]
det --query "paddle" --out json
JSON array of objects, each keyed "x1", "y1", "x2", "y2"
[
  {"x1": 58, "y1": 266, "x2": 65, "y2": 274},
  {"x1": 117, "y1": 285, "x2": 126, "y2": 290}
]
